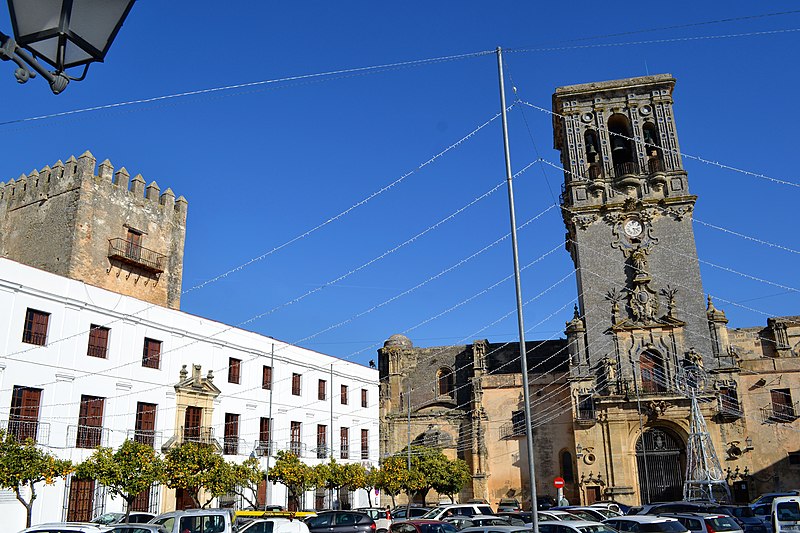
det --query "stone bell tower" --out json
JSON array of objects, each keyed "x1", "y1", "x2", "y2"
[{"x1": 553, "y1": 74, "x2": 733, "y2": 391}]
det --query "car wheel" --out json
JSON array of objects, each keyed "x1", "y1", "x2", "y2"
[{"x1": 378, "y1": 529, "x2": 388, "y2": 533}]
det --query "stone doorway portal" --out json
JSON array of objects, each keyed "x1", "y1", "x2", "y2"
[{"x1": 636, "y1": 427, "x2": 685, "y2": 503}]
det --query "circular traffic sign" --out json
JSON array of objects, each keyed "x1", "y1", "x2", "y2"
[{"x1": 554, "y1": 476, "x2": 565, "y2": 488}]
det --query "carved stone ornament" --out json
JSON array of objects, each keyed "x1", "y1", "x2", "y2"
[
  {"x1": 645, "y1": 400, "x2": 672, "y2": 419},
  {"x1": 574, "y1": 213, "x2": 598, "y2": 230},
  {"x1": 665, "y1": 205, "x2": 693, "y2": 221},
  {"x1": 627, "y1": 248, "x2": 660, "y2": 323}
]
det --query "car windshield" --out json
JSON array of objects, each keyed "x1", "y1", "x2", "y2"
[
  {"x1": 418, "y1": 524, "x2": 459, "y2": 533},
  {"x1": 640, "y1": 522, "x2": 688, "y2": 533},
  {"x1": 776, "y1": 502, "x2": 800, "y2": 522},
  {"x1": 567, "y1": 511, "x2": 596, "y2": 521},
  {"x1": 725, "y1": 508, "x2": 754, "y2": 519},
  {"x1": 707, "y1": 517, "x2": 740, "y2": 531},
  {"x1": 93, "y1": 512, "x2": 124, "y2": 525},
  {"x1": 579, "y1": 526, "x2": 619, "y2": 533},
  {"x1": 423, "y1": 508, "x2": 448, "y2": 519},
  {"x1": 242, "y1": 522, "x2": 276, "y2": 533}
]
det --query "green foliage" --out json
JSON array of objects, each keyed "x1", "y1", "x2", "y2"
[
  {"x1": 163, "y1": 442, "x2": 227, "y2": 508},
  {"x1": 379, "y1": 446, "x2": 471, "y2": 505},
  {"x1": 269, "y1": 451, "x2": 314, "y2": 508},
  {"x1": 0, "y1": 431, "x2": 73, "y2": 527},
  {"x1": 430, "y1": 457, "x2": 471, "y2": 503},
  {"x1": 76, "y1": 439, "x2": 162, "y2": 520}
]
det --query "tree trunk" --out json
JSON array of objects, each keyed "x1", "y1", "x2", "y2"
[
  {"x1": 367, "y1": 489, "x2": 372, "y2": 507},
  {"x1": 15, "y1": 482, "x2": 36, "y2": 528},
  {"x1": 390, "y1": 494, "x2": 396, "y2": 507},
  {"x1": 125, "y1": 495, "x2": 134, "y2": 523}
]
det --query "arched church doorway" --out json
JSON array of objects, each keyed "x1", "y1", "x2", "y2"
[{"x1": 636, "y1": 427, "x2": 685, "y2": 503}]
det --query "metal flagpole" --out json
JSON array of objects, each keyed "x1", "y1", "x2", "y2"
[
  {"x1": 496, "y1": 46, "x2": 539, "y2": 533},
  {"x1": 265, "y1": 343, "x2": 275, "y2": 509}
]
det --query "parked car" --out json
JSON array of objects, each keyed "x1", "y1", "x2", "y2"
[
  {"x1": 393, "y1": 508, "x2": 434, "y2": 522},
  {"x1": 590, "y1": 503, "x2": 628, "y2": 516},
  {"x1": 459, "y1": 526, "x2": 534, "y2": 533},
  {"x1": 539, "y1": 511, "x2": 584, "y2": 522},
  {"x1": 422, "y1": 505, "x2": 496, "y2": 521},
  {"x1": 538, "y1": 520, "x2": 619, "y2": 533},
  {"x1": 772, "y1": 495, "x2": 800, "y2": 533},
  {"x1": 495, "y1": 513, "x2": 533, "y2": 526},
  {"x1": 538, "y1": 497, "x2": 558, "y2": 511},
  {"x1": 357, "y1": 508, "x2": 393, "y2": 533},
  {"x1": 93, "y1": 513, "x2": 158, "y2": 525},
  {"x1": 707, "y1": 505, "x2": 770, "y2": 533},
  {"x1": 498, "y1": 500, "x2": 522, "y2": 513},
  {"x1": 305, "y1": 511, "x2": 376, "y2": 533},
  {"x1": 752, "y1": 493, "x2": 800, "y2": 507},
  {"x1": 19, "y1": 524, "x2": 106, "y2": 533},
  {"x1": 105, "y1": 526, "x2": 168, "y2": 533},
  {"x1": 150, "y1": 508, "x2": 235, "y2": 533},
  {"x1": 443, "y1": 516, "x2": 511, "y2": 530},
  {"x1": 604, "y1": 515, "x2": 690, "y2": 533},
  {"x1": 659, "y1": 513, "x2": 743, "y2": 533},
  {"x1": 556, "y1": 508, "x2": 616, "y2": 521},
  {"x1": 632, "y1": 502, "x2": 717, "y2": 516},
  {"x1": 239, "y1": 517, "x2": 313, "y2": 533},
  {"x1": 389, "y1": 520, "x2": 460, "y2": 533}
]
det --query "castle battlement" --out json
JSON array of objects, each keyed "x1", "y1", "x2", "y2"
[
  {"x1": 0, "y1": 150, "x2": 188, "y2": 310},
  {"x1": 0, "y1": 151, "x2": 187, "y2": 221}
]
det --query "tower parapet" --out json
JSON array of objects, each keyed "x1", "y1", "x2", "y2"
[{"x1": 0, "y1": 151, "x2": 187, "y2": 309}]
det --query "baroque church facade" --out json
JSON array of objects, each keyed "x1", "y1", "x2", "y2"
[{"x1": 378, "y1": 74, "x2": 800, "y2": 507}]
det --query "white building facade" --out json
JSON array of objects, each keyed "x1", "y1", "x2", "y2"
[{"x1": 0, "y1": 258, "x2": 380, "y2": 528}]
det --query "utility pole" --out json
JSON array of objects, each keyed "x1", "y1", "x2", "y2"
[
  {"x1": 265, "y1": 343, "x2": 275, "y2": 509},
  {"x1": 497, "y1": 46, "x2": 539, "y2": 533},
  {"x1": 406, "y1": 379, "x2": 412, "y2": 513}
]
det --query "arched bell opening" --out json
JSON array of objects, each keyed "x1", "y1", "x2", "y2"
[
  {"x1": 643, "y1": 122, "x2": 664, "y2": 173},
  {"x1": 584, "y1": 129, "x2": 602, "y2": 179},
  {"x1": 608, "y1": 114, "x2": 636, "y2": 177}
]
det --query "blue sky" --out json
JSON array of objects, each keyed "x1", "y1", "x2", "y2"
[{"x1": 1, "y1": 2, "x2": 798, "y2": 366}]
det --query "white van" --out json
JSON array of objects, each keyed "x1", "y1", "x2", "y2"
[{"x1": 772, "y1": 495, "x2": 800, "y2": 533}]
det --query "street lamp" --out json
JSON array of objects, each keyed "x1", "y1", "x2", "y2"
[{"x1": 0, "y1": 0, "x2": 136, "y2": 94}]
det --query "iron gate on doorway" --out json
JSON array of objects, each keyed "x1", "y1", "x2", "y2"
[{"x1": 636, "y1": 427, "x2": 685, "y2": 503}]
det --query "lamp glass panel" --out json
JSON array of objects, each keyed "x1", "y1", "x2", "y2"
[
  {"x1": 69, "y1": 0, "x2": 133, "y2": 54},
  {"x1": 9, "y1": 0, "x2": 64, "y2": 40},
  {"x1": 63, "y1": 40, "x2": 93, "y2": 65},
  {"x1": 27, "y1": 37, "x2": 60, "y2": 64}
]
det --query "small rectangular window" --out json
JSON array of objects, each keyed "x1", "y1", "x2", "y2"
[
  {"x1": 317, "y1": 424, "x2": 327, "y2": 459},
  {"x1": 262, "y1": 366, "x2": 272, "y2": 390},
  {"x1": 9, "y1": 385, "x2": 42, "y2": 442},
  {"x1": 771, "y1": 388, "x2": 796, "y2": 422},
  {"x1": 340, "y1": 427, "x2": 349, "y2": 459},
  {"x1": 318, "y1": 379, "x2": 327, "y2": 401},
  {"x1": 290, "y1": 421, "x2": 302, "y2": 456},
  {"x1": 224, "y1": 413, "x2": 240, "y2": 455},
  {"x1": 361, "y1": 389, "x2": 368, "y2": 408},
  {"x1": 292, "y1": 373, "x2": 301, "y2": 396},
  {"x1": 134, "y1": 402, "x2": 157, "y2": 447},
  {"x1": 228, "y1": 358, "x2": 241, "y2": 384},
  {"x1": 87, "y1": 325, "x2": 110, "y2": 358},
  {"x1": 259, "y1": 417, "x2": 272, "y2": 456},
  {"x1": 360, "y1": 429, "x2": 369, "y2": 460},
  {"x1": 142, "y1": 338, "x2": 161, "y2": 369},
  {"x1": 22, "y1": 308, "x2": 49, "y2": 346},
  {"x1": 77, "y1": 395, "x2": 105, "y2": 448},
  {"x1": 341, "y1": 385, "x2": 348, "y2": 405}
]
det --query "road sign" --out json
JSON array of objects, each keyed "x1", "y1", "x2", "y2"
[{"x1": 554, "y1": 476, "x2": 565, "y2": 488}]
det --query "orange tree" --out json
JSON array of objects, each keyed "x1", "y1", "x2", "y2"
[
  {"x1": 342, "y1": 462, "x2": 368, "y2": 507},
  {"x1": 162, "y1": 442, "x2": 227, "y2": 508},
  {"x1": 269, "y1": 451, "x2": 315, "y2": 510},
  {"x1": 0, "y1": 431, "x2": 73, "y2": 528},
  {"x1": 76, "y1": 439, "x2": 162, "y2": 523}
]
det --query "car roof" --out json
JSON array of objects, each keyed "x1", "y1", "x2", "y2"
[
  {"x1": 401, "y1": 520, "x2": 452, "y2": 524},
  {"x1": 607, "y1": 516, "x2": 680, "y2": 523},
  {"x1": 23, "y1": 525, "x2": 104, "y2": 532},
  {"x1": 660, "y1": 513, "x2": 727, "y2": 518},
  {"x1": 459, "y1": 527, "x2": 533, "y2": 532}
]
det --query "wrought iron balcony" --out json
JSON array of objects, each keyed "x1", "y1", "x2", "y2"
[
  {"x1": 717, "y1": 395, "x2": 743, "y2": 421},
  {"x1": 315, "y1": 445, "x2": 330, "y2": 459},
  {"x1": 361, "y1": 448, "x2": 370, "y2": 460},
  {"x1": 576, "y1": 403, "x2": 596, "y2": 426},
  {"x1": 68, "y1": 424, "x2": 110, "y2": 448},
  {"x1": 180, "y1": 425, "x2": 215, "y2": 445},
  {"x1": 254, "y1": 440, "x2": 275, "y2": 457},
  {"x1": 3, "y1": 419, "x2": 49, "y2": 445},
  {"x1": 340, "y1": 446, "x2": 350, "y2": 460},
  {"x1": 126, "y1": 429, "x2": 162, "y2": 448},
  {"x1": 107, "y1": 238, "x2": 166, "y2": 273},
  {"x1": 287, "y1": 441, "x2": 306, "y2": 457},
  {"x1": 223, "y1": 436, "x2": 247, "y2": 455},
  {"x1": 648, "y1": 157, "x2": 666, "y2": 174},
  {"x1": 760, "y1": 403, "x2": 799, "y2": 424}
]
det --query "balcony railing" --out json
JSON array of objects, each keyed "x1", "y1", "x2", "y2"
[
  {"x1": 181, "y1": 426, "x2": 215, "y2": 445},
  {"x1": 613, "y1": 160, "x2": 639, "y2": 179},
  {"x1": 126, "y1": 429, "x2": 162, "y2": 448},
  {"x1": 3, "y1": 419, "x2": 50, "y2": 445},
  {"x1": 361, "y1": 448, "x2": 370, "y2": 460},
  {"x1": 224, "y1": 436, "x2": 247, "y2": 455},
  {"x1": 68, "y1": 424, "x2": 110, "y2": 448},
  {"x1": 107, "y1": 238, "x2": 166, "y2": 273},
  {"x1": 254, "y1": 440, "x2": 275, "y2": 457},
  {"x1": 500, "y1": 420, "x2": 525, "y2": 440},
  {"x1": 761, "y1": 403, "x2": 799, "y2": 424},
  {"x1": 717, "y1": 396, "x2": 743, "y2": 420},
  {"x1": 287, "y1": 441, "x2": 306, "y2": 457},
  {"x1": 315, "y1": 445, "x2": 330, "y2": 459}
]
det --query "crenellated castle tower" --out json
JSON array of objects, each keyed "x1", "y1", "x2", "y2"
[{"x1": 0, "y1": 151, "x2": 187, "y2": 309}]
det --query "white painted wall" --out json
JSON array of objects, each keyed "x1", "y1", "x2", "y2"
[{"x1": 0, "y1": 258, "x2": 380, "y2": 529}]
